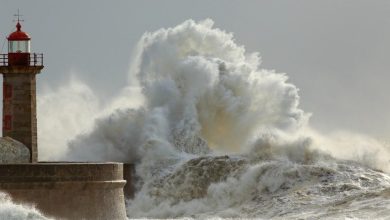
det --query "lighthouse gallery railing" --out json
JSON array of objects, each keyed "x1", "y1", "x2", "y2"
[{"x1": 0, "y1": 53, "x2": 43, "y2": 66}]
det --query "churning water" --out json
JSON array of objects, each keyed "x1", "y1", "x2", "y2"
[{"x1": 2, "y1": 19, "x2": 390, "y2": 219}]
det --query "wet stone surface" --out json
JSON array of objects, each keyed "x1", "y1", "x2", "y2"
[{"x1": 0, "y1": 136, "x2": 30, "y2": 163}]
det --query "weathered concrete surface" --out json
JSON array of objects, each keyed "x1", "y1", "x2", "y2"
[
  {"x1": 0, "y1": 136, "x2": 30, "y2": 163},
  {"x1": 0, "y1": 162, "x2": 127, "y2": 220}
]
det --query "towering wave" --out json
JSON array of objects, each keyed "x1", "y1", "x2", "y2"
[
  {"x1": 63, "y1": 19, "x2": 308, "y2": 161},
  {"x1": 32, "y1": 19, "x2": 390, "y2": 219}
]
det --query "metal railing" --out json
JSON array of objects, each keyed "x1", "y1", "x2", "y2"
[
  {"x1": 0, "y1": 54, "x2": 7, "y2": 66},
  {"x1": 0, "y1": 53, "x2": 44, "y2": 66},
  {"x1": 30, "y1": 53, "x2": 44, "y2": 66}
]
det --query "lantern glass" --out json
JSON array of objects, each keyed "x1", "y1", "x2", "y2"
[{"x1": 9, "y1": 40, "x2": 30, "y2": 53}]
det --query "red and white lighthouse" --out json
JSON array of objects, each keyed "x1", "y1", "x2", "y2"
[{"x1": 0, "y1": 15, "x2": 44, "y2": 163}]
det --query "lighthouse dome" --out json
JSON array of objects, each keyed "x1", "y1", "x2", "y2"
[{"x1": 7, "y1": 22, "x2": 30, "y2": 41}]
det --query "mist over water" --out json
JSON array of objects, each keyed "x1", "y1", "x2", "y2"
[{"x1": 7, "y1": 19, "x2": 390, "y2": 219}]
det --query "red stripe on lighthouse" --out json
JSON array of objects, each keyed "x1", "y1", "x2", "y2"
[
  {"x1": 3, "y1": 83, "x2": 12, "y2": 99},
  {"x1": 3, "y1": 115, "x2": 12, "y2": 131}
]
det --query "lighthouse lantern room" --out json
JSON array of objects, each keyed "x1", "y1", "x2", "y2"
[{"x1": 7, "y1": 22, "x2": 31, "y2": 66}]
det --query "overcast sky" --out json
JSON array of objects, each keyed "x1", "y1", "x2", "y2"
[{"x1": 1, "y1": 0, "x2": 390, "y2": 139}]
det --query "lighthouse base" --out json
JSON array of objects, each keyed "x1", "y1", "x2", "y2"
[{"x1": 0, "y1": 162, "x2": 127, "y2": 220}]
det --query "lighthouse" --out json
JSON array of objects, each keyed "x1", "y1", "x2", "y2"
[{"x1": 0, "y1": 14, "x2": 43, "y2": 163}]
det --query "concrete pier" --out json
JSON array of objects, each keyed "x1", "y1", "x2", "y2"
[{"x1": 0, "y1": 162, "x2": 127, "y2": 220}]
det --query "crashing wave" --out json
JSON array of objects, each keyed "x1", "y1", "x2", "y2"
[{"x1": 35, "y1": 19, "x2": 390, "y2": 219}]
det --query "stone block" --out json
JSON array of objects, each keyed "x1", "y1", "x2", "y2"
[{"x1": 0, "y1": 137, "x2": 30, "y2": 163}]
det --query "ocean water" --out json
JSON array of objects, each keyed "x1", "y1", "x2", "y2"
[
  {"x1": 126, "y1": 154, "x2": 390, "y2": 219},
  {"x1": 2, "y1": 19, "x2": 390, "y2": 219}
]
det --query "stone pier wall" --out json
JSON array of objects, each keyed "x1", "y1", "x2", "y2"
[{"x1": 0, "y1": 163, "x2": 127, "y2": 220}]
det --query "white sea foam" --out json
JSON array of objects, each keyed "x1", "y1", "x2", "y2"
[{"x1": 0, "y1": 192, "x2": 51, "y2": 220}]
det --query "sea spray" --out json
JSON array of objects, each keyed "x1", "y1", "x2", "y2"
[
  {"x1": 61, "y1": 19, "x2": 308, "y2": 161},
  {"x1": 34, "y1": 19, "x2": 390, "y2": 219},
  {"x1": 0, "y1": 192, "x2": 51, "y2": 220},
  {"x1": 38, "y1": 78, "x2": 99, "y2": 161}
]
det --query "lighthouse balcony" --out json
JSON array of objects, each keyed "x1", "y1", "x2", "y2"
[{"x1": 0, "y1": 53, "x2": 43, "y2": 67}]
